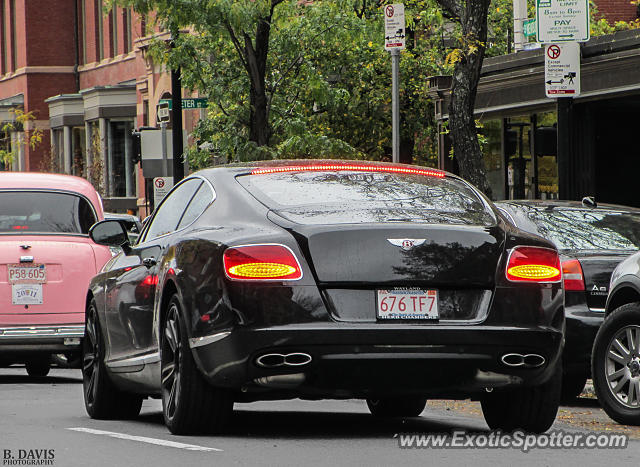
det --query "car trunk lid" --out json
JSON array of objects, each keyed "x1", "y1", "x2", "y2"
[
  {"x1": 570, "y1": 251, "x2": 631, "y2": 310},
  {"x1": 0, "y1": 236, "x2": 100, "y2": 322},
  {"x1": 283, "y1": 223, "x2": 505, "y2": 286}
]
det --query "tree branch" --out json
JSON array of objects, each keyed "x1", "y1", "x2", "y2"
[
  {"x1": 223, "y1": 20, "x2": 250, "y2": 76},
  {"x1": 436, "y1": 0, "x2": 461, "y2": 19}
]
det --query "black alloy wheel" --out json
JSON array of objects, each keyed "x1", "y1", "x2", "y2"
[
  {"x1": 82, "y1": 299, "x2": 142, "y2": 419},
  {"x1": 366, "y1": 397, "x2": 427, "y2": 417},
  {"x1": 161, "y1": 295, "x2": 233, "y2": 435},
  {"x1": 592, "y1": 303, "x2": 640, "y2": 425}
]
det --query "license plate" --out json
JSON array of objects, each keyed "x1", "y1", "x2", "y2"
[
  {"x1": 377, "y1": 289, "x2": 438, "y2": 320},
  {"x1": 12, "y1": 284, "x2": 43, "y2": 305},
  {"x1": 8, "y1": 264, "x2": 46, "y2": 284}
]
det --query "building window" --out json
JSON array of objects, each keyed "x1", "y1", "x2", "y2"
[
  {"x1": 108, "y1": 120, "x2": 135, "y2": 197},
  {"x1": 96, "y1": 0, "x2": 103, "y2": 61},
  {"x1": 80, "y1": 0, "x2": 86, "y2": 65},
  {"x1": 110, "y1": 9, "x2": 117, "y2": 56},
  {"x1": 9, "y1": 0, "x2": 15, "y2": 70},
  {"x1": 123, "y1": 7, "x2": 132, "y2": 53},
  {"x1": 480, "y1": 119, "x2": 505, "y2": 200},
  {"x1": 1, "y1": 0, "x2": 6, "y2": 74},
  {"x1": 0, "y1": 125, "x2": 11, "y2": 171},
  {"x1": 142, "y1": 99, "x2": 148, "y2": 126},
  {"x1": 72, "y1": 126, "x2": 86, "y2": 176}
]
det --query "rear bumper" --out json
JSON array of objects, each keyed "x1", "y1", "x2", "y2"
[
  {"x1": 563, "y1": 304, "x2": 605, "y2": 376},
  {"x1": 191, "y1": 324, "x2": 563, "y2": 399},
  {"x1": 0, "y1": 325, "x2": 84, "y2": 354}
]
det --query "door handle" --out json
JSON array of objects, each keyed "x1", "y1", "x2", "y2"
[{"x1": 143, "y1": 257, "x2": 157, "y2": 268}]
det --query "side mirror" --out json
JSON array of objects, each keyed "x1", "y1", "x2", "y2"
[{"x1": 89, "y1": 220, "x2": 131, "y2": 253}]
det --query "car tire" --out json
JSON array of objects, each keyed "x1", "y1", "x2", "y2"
[
  {"x1": 25, "y1": 357, "x2": 51, "y2": 377},
  {"x1": 366, "y1": 397, "x2": 427, "y2": 417},
  {"x1": 82, "y1": 299, "x2": 143, "y2": 420},
  {"x1": 161, "y1": 295, "x2": 233, "y2": 435},
  {"x1": 481, "y1": 362, "x2": 561, "y2": 433},
  {"x1": 560, "y1": 373, "x2": 587, "y2": 402},
  {"x1": 592, "y1": 303, "x2": 640, "y2": 425}
]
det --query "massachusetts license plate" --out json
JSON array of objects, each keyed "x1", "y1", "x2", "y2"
[
  {"x1": 8, "y1": 264, "x2": 46, "y2": 284},
  {"x1": 377, "y1": 289, "x2": 438, "y2": 320}
]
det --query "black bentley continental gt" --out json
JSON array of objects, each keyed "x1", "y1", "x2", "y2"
[{"x1": 83, "y1": 160, "x2": 564, "y2": 435}]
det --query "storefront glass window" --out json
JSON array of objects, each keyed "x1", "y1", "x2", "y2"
[{"x1": 480, "y1": 119, "x2": 504, "y2": 199}]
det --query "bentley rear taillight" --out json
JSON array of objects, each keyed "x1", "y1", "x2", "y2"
[
  {"x1": 562, "y1": 259, "x2": 585, "y2": 291},
  {"x1": 506, "y1": 246, "x2": 561, "y2": 283},
  {"x1": 223, "y1": 244, "x2": 302, "y2": 280}
]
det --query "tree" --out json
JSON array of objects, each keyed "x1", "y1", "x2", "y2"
[
  {"x1": 119, "y1": 0, "x2": 311, "y2": 150},
  {"x1": 0, "y1": 108, "x2": 43, "y2": 170},
  {"x1": 117, "y1": 0, "x2": 511, "y2": 176},
  {"x1": 431, "y1": 0, "x2": 492, "y2": 195}
]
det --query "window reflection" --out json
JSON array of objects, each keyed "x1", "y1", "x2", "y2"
[
  {"x1": 510, "y1": 205, "x2": 640, "y2": 251},
  {"x1": 242, "y1": 171, "x2": 495, "y2": 226}
]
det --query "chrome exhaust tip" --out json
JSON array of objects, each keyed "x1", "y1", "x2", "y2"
[
  {"x1": 255, "y1": 352, "x2": 312, "y2": 368},
  {"x1": 523, "y1": 354, "x2": 545, "y2": 368},
  {"x1": 500, "y1": 353, "x2": 546, "y2": 368},
  {"x1": 284, "y1": 353, "x2": 312, "y2": 366},
  {"x1": 256, "y1": 353, "x2": 286, "y2": 368},
  {"x1": 501, "y1": 353, "x2": 525, "y2": 367}
]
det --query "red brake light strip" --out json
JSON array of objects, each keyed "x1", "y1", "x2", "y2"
[{"x1": 250, "y1": 164, "x2": 446, "y2": 178}]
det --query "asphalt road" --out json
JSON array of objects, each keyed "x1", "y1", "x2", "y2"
[{"x1": 1, "y1": 367, "x2": 639, "y2": 466}]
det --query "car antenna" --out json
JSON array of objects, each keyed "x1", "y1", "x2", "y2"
[{"x1": 582, "y1": 196, "x2": 597, "y2": 208}]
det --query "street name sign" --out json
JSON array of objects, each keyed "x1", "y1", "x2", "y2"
[
  {"x1": 158, "y1": 98, "x2": 208, "y2": 110},
  {"x1": 523, "y1": 18, "x2": 536, "y2": 38},
  {"x1": 545, "y1": 42, "x2": 580, "y2": 97},
  {"x1": 537, "y1": 0, "x2": 590, "y2": 42},
  {"x1": 384, "y1": 4, "x2": 406, "y2": 50}
]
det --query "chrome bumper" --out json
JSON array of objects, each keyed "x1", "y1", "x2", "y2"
[{"x1": 0, "y1": 325, "x2": 84, "y2": 339}]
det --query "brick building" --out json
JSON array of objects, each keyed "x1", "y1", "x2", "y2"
[
  {"x1": 0, "y1": 0, "x2": 198, "y2": 214},
  {"x1": 594, "y1": 0, "x2": 639, "y2": 23},
  {"x1": 0, "y1": 1, "x2": 637, "y2": 214}
]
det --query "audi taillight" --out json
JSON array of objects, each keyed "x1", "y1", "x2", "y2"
[
  {"x1": 562, "y1": 259, "x2": 585, "y2": 291},
  {"x1": 223, "y1": 244, "x2": 302, "y2": 280},
  {"x1": 506, "y1": 246, "x2": 561, "y2": 282}
]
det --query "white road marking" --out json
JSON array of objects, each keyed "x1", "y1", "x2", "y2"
[{"x1": 67, "y1": 427, "x2": 223, "y2": 452}]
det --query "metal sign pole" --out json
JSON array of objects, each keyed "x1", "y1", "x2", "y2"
[
  {"x1": 160, "y1": 122, "x2": 168, "y2": 177},
  {"x1": 391, "y1": 48, "x2": 400, "y2": 164}
]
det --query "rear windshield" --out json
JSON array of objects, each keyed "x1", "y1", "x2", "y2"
[
  {"x1": 504, "y1": 205, "x2": 640, "y2": 251},
  {"x1": 0, "y1": 191, "x2": 97, "y2": 234},
  {"x1": 238, "y1": 171, "x2": 495, "y2": 225}
]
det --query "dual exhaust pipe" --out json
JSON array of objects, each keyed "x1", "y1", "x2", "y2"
[
  {"x1": 501, "y1": 353, "x2": 546, "y2": 368},
  {"x1": 256, "y1": 352, "x2": 312, "y2": 368},
  {"x1": 256, "y1": 351, "x2": 543, "y2": 370}
]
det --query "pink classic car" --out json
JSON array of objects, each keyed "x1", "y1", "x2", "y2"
[{"x1": 0, "y1": 173, "x2": 112, "y2": 376}]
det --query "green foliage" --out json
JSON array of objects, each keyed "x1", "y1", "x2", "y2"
[
  {"x1": 114, "y1": 0, "x2": 551, "y2": 170},
  {"x1": 590, "y1": 1, "x2": 640, "y2": 36},
  {"x1": 0, "y1": 109, "x2": 42, "y2": 169}
]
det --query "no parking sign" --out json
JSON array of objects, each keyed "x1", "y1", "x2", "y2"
[{"x1": 153, "y1": 177, "x2": 173, "y2": 204}]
